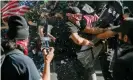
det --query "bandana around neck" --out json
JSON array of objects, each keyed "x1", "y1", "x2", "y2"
[{"x1": 16, "y1": 39, "x2": 29, "y2": 55}]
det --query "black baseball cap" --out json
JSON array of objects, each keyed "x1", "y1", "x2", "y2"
[{"x1": 113, "y1": 19, "x2": 133, "y2": 34}]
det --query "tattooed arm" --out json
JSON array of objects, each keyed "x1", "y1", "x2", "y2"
[
  {"x1": 79, "y1": 17, "x2": 110, "y2": 34},
  {"x1": 70, "y1": 33, "x2": 94, "y2": 46},
  {"x1": 83, "y1": 27, "x2": 110, "y2": 34}
]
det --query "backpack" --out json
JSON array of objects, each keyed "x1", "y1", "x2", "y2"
[{"x1": 76, "y1": 41, "x2": 105, "y2": 69}]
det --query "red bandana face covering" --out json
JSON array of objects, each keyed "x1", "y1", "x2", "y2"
[
  {"x1": 16, "y1": 39, "x2": 29, "y2": 55},
  {"x1": 66, "y1": 13, "x2": 82, "y2": 21}
]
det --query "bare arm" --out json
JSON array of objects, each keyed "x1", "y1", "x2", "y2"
[
  {"x1": 42, "y1": 47, "x2": 54, "y2": 80},
  {"x1": 39, "y1": 26, "x2": 44, "y2": 37},
  {"x1": 48, "y1": 33, "x2": 56, "y2": 42},
  {"x1": 0, "y1": 26, "x2": 8, "y2": 30},
  {"x1": 83, "y1": 26, "x2": 109, "y2": 35},
  {"x1": 42, "y1": 63, "x2": 50, "y2": 80},
  {"x1": 70, "y1": 33, "x2": 94, "y2": 46},
  {"x1": 1, "y1": 21, "x2": 8, "y2": 30},
  {"x1": 96, "y1": 30, "x2": 117, "y2": 39}
]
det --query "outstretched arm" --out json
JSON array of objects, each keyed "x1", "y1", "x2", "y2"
[
  {"x1": 70, "y1": 32, "x2": 94, "y2": 46},
  {"x1": 83, "y1": 27, "x2": 109, "y2": 34},
  {"x1": 96, "y1": 30, "x2": 117, "y2": 39},
  {"x1": 79, "y1": 16, "x2": 109, "y2": 35}
]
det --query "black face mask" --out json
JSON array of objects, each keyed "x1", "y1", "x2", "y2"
[{"x1": 118, "y1": 39, "x2": 125, "y2": 46}]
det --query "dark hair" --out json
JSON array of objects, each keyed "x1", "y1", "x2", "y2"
[
  {"x1": 1, "y1": 40, "x2": 24, "y2": 54},
  {"x1": 121, "y1": 28, "x2": 133, "y2": 45},
  {"x1": 127, "y1": 28, "x2": 133, "y2": 45}
]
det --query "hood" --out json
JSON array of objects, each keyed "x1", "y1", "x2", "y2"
[{"x1": 119, "y1": 43, "x2": 133, "y2": 57}]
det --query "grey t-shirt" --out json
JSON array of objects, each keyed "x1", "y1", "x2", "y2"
[{"x1": 1, "y1": 49, "x2": 41, "y2": 80}]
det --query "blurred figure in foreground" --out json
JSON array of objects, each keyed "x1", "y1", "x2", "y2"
[{"x1": 1, "y1": 15, "x2": 54, "y2": 80}]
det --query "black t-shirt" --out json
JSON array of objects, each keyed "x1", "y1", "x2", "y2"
[
  {"x1": 39, "y1": 18, "x2": 47, "y2": 26},
  {"x1": 51, "y1": 21, "x2": 81, "y2": 59},
  {"x1": 1, "y1": 49, "x2": 41, "y2": 80},
  {"x1": 40, "y1": 17, "x2": 84, "y2": 58}
]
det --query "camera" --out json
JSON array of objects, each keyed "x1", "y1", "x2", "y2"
[
  {"x1": 41, "y1": 36, "x2": 50, "y2": 51},
  {"x1": 40, "y1": 20, "x2": 50, "y2": 52}
]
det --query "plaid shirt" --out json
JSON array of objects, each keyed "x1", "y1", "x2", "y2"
[{"x1": 83, "y1": 14, "x2": 99, "y2": 28}]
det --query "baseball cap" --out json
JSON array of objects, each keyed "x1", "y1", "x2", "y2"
[
  {"x1": 113, "y1": 19, "x2": 133, "y2": 34},
  {"x1": 66, "y1": 6, "x2": 81, "y2": 14}
]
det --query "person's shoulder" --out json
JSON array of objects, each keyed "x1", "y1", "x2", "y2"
[
  {"x1": 5, "y1": 51, "x2": 41, "y2": 80},
  {"x1": 9, "y1": 52, "x2": 33, "y2": 65},
  {"x1": 66, "y1": 21, "x2": 80, "y2": 29},
  {"x1": 66, "y1": 21, "x2": 75, "y2": 27}
]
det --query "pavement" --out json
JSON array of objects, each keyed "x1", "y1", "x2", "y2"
[
  {"x1": 50, "y1": 59, "x2": 104, "y2": 80},
  {"x1": 29, "y1": 52, "x2": 105, "y2": 80},
  {"x1": 95, "y1": 60, "x2": 104, "y2": 80}
]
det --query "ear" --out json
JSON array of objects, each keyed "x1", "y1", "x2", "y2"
[
  {"x1": 118, "y1": 32, "x2": 122, "y2": 40},
  {"x1": 123, "y1": 35, "x2": 128, "y2": 43}
]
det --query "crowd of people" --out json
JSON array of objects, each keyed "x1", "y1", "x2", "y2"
[{"x1": 1, "y1": 1, "x2": 133, "y2": 80}]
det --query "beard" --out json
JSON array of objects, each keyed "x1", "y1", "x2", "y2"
[{"x1": 118, "y1": 39, "x2": 127, "y2": 47}]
